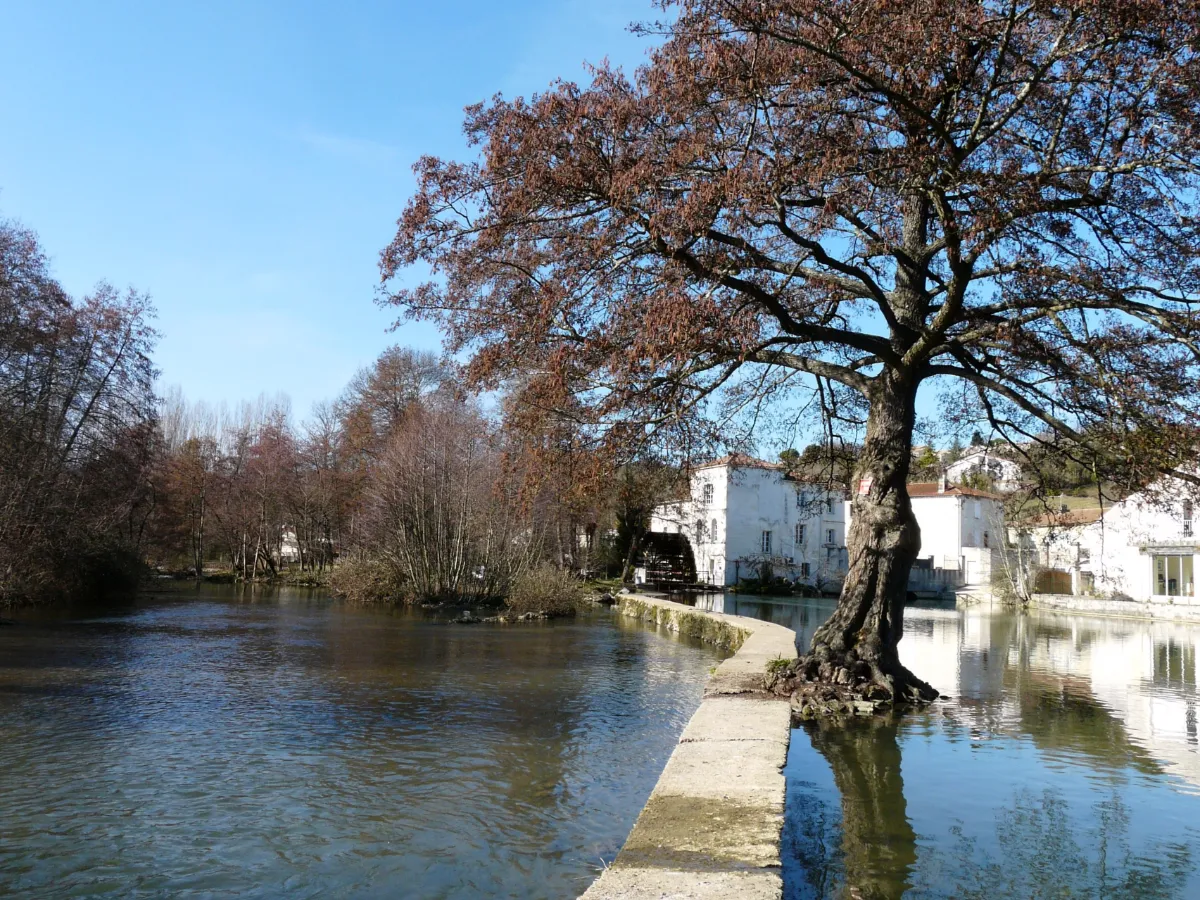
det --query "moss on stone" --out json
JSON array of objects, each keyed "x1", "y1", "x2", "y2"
[{"x1": 616, "y1": 596, "x2": 749, "y2": 651}]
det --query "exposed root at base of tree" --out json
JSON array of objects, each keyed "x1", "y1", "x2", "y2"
[{"x1": 765, "y1": 650, "x2": 939, "y2": 723}]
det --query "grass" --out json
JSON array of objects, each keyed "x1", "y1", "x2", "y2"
[
  {"x1": 584, "y1": 576, "x2": 624, "y2": 593},
  {"x1": 765, "y1": 655, "x2": 793, "y2": 675}
]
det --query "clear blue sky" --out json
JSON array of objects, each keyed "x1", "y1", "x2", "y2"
[{"x1": 0, "y1": 0, "x2": 655, "y2": 418}]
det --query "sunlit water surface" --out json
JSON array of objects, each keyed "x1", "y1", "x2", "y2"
[
  {"x1": 0, "y1": 589, "x2": 725, "y2": 899},
  {"x1": 689, "y1": 593, "x2": 1200, "y2": 899}
]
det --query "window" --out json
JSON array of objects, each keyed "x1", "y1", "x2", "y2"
[
  {"x1": 1153, "y1": 555, "x2": 1195, "y2": 597},
  {"x1": 711, "y1": 518, "x2": 718, "y2": 543},
  {"x1": 826, "y1": 528, "x2": 835, "y2": 545},
  {"x1": 826, "y1": 497, "x2": 834, "y2": 513},
  {"x1": 796, "y1": 490, "x2": 806, "y2": 509},
  {"x1": 974, "y1": 500, "x2": 982, "y2": 519},
  {"x1": 1185, "y1": 500, "x2": 1194, "y2": 538},
  {"x1": 702, "y1": 482, "x2": 714, "y2": 504},
  {"x1": 795, "y1": 523, "x2": 806, "y2": 544},
  {"x1": 695, "y1": 519, "x2": 705, "y2": 543},
  {"x1": 983, "y1": 530, "x2": 990, "y2": 549},
  {"x1": 761, "y1": 530, "x2": 772, "y2": 554},
  {"x1": 800, "y1": 562, "x2": 811, "y2": 578}
]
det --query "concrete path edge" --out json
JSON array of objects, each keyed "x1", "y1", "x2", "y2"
[{"x1": 579, "y1": 594, "x2": 797, "y2": 900}]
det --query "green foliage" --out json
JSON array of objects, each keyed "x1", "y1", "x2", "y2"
[
  {"x1": 944, "y1": 435, "x2": 965, "y2": 465},
  {"x1": 505, "y1": 564, "x2": 588, "y2": 616},
  {"x1": 959, "y1": 470, "x2": 995, "y2": 492},
  {"x1": 766, "y1": 656, "x2": 793, "y2": 675}
]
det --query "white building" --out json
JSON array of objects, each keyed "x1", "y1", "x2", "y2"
[
  {"x1": 1027, "y1": 478, "x2": 1199, "y2": 602},
  {"x1": 945, "y1": 447, "x2": 1023, "y2": 492},
  {"x1": 648, "y1": 454, "x2": 848, "y2": 589},
  {"x1": 847, "y1": 479, "x2": 1006, "y2": 590}
]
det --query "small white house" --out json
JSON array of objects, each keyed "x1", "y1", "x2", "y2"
[
  {"x1": 945, "y1": 447, "x2": 1023, "y2": 492},
  {"x1": 648, "y1": 454, "x2": 848, "y2": 589},
  {"x1": 1027, "y1": 478, "x2": 1199, "y2": 602},
  {"x1": 279, "y1": 528, "x2": 301, "y2": 564}
]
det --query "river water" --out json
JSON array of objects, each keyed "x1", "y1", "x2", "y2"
[
  {"x1": 0, "y1": 588, "x2": 724, "y2": 899},
  {"x1": 691, "y1": 593, "x2": 1200, "y2": 899}
]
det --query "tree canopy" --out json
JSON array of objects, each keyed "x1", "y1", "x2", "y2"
[{"x1": 384, "y1": 0, "x2": 1200, "y2": 484}]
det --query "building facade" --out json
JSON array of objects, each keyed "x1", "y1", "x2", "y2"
[
  {"x1": 1028, "y1": 479, "x2": 1199, "y2": 602},
  {"x1": 944, "y1": 447, "x2": 1023, "y2": 492},
  {"x1": 648, "y1": 455, "x2": 848, "y2": 589}
]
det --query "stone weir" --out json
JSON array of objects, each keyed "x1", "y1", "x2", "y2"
[{"x1": 581, "y1": 594, "x2": 796, "y2": 900}]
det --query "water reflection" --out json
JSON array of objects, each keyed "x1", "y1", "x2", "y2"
[
  {"x1": 687, "y1": 593, "x2": 1200, "y2": 897},
  {"x1": 791, "y1": 716, "x2": 916, "y2": 899},
  {"x1": 0, "y1": 589, "x2": 725, "y2": 899}
]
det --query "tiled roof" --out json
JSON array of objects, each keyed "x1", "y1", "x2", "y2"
[
  {"x1": 695, "y1": 453, "x2": 783, "y2": 471},
  {"x1": 907, "y1": 482, "x2": 1004, "y2": 500}
]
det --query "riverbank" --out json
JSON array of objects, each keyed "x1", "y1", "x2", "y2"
[
  {"x1": 1027, "y1": 592, "x2": 1200, "y2": 623},
  {"x1": 582, "y1": 594, "x2": 795, "y2": 900}
]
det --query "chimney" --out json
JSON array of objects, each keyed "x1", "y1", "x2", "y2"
[{"x1": 938, "y1": 471, "x2": 948, "y2": 493}]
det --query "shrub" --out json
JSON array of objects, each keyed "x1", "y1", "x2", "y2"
[
  {"x1": 328, "y1": 555, "x2": 406, "y2": 605},
  {"x1": 505, "y1": 565, "x2": 588, "y2": 616}
]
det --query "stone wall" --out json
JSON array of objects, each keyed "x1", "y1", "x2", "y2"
[
  {"x1": 581, "y1": 594, "x2": 796, "y2": 900},
  {"x1": 1029, "y1": 592, "x2": 1200, "y2": 622}
]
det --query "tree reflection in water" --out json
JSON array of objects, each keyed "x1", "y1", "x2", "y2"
[
  {"x1": 785, "y1": 710, "x2": 1195, "y2": 899},
  {"x1": 786, "y1": 715, "x2": 916, "y2": 900}
]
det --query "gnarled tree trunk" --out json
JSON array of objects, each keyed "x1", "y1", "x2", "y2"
[{"x1": 790, "y1": 370, "x2": 938, "y2": 706}]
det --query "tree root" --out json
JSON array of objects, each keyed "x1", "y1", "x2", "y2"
[{"x1": 764, "y1": 649, "x2": 939, "y2": 723}]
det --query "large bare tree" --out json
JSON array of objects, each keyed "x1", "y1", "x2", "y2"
[{"x1": 381, "y1": 0, "x2": 1200, "y2": 702}]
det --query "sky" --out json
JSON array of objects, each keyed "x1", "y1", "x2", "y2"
[{"x1": 0, "y1": 0, "x2": 658, "y2": 419}]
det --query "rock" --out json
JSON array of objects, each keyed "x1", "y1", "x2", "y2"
[
  {"x1": 450, "y1": 611, "x2": 483, "y2": 624},
  {"x1": 597, "y1": 591, "x2": 617, "y2": 605}
]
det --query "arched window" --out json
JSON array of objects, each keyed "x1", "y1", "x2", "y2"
[
  {"x1": 711, "y1": 518, "x2": 718, "y2": 543},
  {"x1": 695, "y1": 519, "x2": 705, "y2": 542}
]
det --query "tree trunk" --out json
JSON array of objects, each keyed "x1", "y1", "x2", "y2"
[
  {"x1": 620, "y1": 528, "x2": 642, "y2": 584},
  {"x1": 800, "y1": 369, "x2": 938, "y2": 703},
  {"x1": 194, "y1": 492, "x2": 205, "y2": 581}
]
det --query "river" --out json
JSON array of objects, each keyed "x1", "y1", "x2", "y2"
[
  {"x1": 689, "y1": 593, "x2": 1200, "y2": 899},
  {"x1": 0, "y1": 587, "x2": 725, "y2": 899}
]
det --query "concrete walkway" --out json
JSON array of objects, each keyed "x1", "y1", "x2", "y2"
[{"x1": 580, "y1": 594, "x2": 796, "y2": 900}]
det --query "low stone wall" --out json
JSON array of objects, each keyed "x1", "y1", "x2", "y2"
[
  {"x1": 581, "y1": 594, "x2": 796, "y2": 900},
  {"x1": 1029, "y1": 593, "x2": 1200, "y2": 622}
]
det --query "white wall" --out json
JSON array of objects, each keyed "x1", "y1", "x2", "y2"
[
  {"x1": 650, "y1": 463, "x2": 847, "y2": 588},
  {"x1": 946, "y1": 450, "x2": 1022, "y2": 491},
  {"x1": 848, "y1": 491, "x2": 1005, "y2": 586},
  {"x1": 1033, "y1": 480, "x2": 1198, "y2": 603}
]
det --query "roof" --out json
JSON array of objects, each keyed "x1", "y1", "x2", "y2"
[
  {"x1": 1026, "y1": 507, "x2": 1105, "y2": 528},
  {"x1": 907, "y1": 482, "x2": 1004, "y2": 500},
  {"x1": 695, "y1": 453, "x2": 782, "y2": 471}
]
